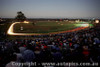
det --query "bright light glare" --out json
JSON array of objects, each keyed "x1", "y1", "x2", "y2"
[
  {"x1": 24, "y1": 21, "x2": 29, "y2": 23},
  {"x1": 81, "y1": 24, "x2": 89, "y2": 27},
  {"x1": 7, "y1": 22, "x2": 20, "y2": 35},
  {"x1": 95, "y1": 20, "x2": 99, "y2": 23}
]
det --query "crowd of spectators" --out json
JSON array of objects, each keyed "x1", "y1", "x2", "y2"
[{"x1": 0, "y1": 26, "x2": 100, "y2": 67}]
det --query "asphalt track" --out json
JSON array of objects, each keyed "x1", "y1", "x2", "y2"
[{"x1": 7, "y1": 22, "x2": 89, "y2": 36}]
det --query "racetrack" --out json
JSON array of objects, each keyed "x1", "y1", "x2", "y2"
[{"x1": 7, "y1": 21, "x2": 90, "y2": 36}]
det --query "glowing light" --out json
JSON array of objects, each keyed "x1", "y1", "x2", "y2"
[
  {"x1": 7, "y1": 22, "x2": 20, "y2": 35},
  {"x1": 81, "y1": 24, "x2": 89, "y2": 27},
  {"x1": 7, "y1": 22, "x2": 32, "y2": 35},
  {"x1": 95, "y1": 20, "x2": 99, "y2": 23},
  {"x1": 23, "y1": 21, "x2": 29, "y2": 23}
]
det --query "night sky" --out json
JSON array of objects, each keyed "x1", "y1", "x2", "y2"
[{"x1": 0, "y1": 0, "x2": 100, "y2": 19}]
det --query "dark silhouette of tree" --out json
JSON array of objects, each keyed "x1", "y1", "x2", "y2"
[{"x1": 15, "y1": 11, "x2": 26, "y2": 22}]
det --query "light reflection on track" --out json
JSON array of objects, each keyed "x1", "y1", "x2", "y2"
[{"x1": 7, "y1": 22, "x2": 89, "y2": 36}]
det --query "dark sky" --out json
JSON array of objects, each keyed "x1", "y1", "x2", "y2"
[{"x1": 0, "y1": 0, "x2": 100, "y2": 19}]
